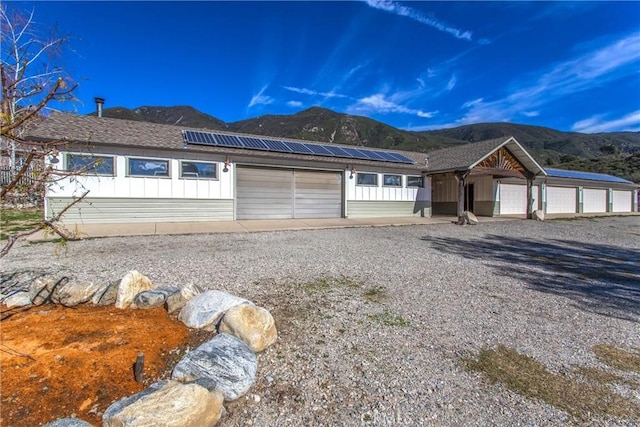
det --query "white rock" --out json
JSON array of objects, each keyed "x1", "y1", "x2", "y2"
[
  {"x1": 178, "y1": 290, "x2": 253, "y2": 330},
  {"x1": 464, "y1": 211, "x2": 479, "y2": 225},
  {"x1": 91, "y1": 281, "x2": 119, "y2": 306},
  {"x1": 165, "y1": 284, "x2": 203, "y2": 314},
  {"x1": 2, "y1": 291, "x2": 32, "y2": 308},
  {"x1": 43, "y1": 418, "x2": 93, "y2": 427},
  {"x1": 218, "y1": 305, "x2": 277, "y2": 353},
  {"x1": 102, "y1": 380, "x2": 224, "y2": 427},
  {"x1": 56, "y1": 282, "x2": 104, "y2": 307},
  {"x1": 134, "y1": 287, "x2": 179, "y2": 309},
  {"x1": 29, "y1": 277, "x2": 56, "y2": 305},
  {"x1": 533, "y1": 210, "x2": 545, "y2": 221},
  {"x1": 115, "y1": 271, "x2": 154, "y2": 309}
]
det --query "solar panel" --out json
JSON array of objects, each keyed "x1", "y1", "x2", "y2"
[
  {"x1": 239, "y1": 137, "x2": 268, "y2": 150},
  {"x1": 182, "y1": 130, "x2": 415, "y2": 164},
  {"x1": 262, "y1": 139, "x2": 292, "y2": 152},
  {"x1": 305, "y1": 144, "x2": 333, "y2": 155}
]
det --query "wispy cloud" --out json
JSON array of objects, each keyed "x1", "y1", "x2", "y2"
[
  {"x1": 446, "y1": 75, "x2": 456, "y2": 91},
  {"x1": 572, "y1": 110, "x2": 640, "y2": 133},
  {"x1": 453, "y1": 32, "x2": 640, "y2": 125},
  {"x1": 364, "y1": 0, "x2": 473, "y2": 41},
  {"x1": 287, "y1": 100, "x2": 303, "y2": 108},
  {"x1": 348, "y1": 93, "x2": 437, "y2": 118},
  {"x1": 248, "y1": 85, "x2": 274, "y2": 108},
  {"x1": 283, "y1": 86, "x2": 348, "y2": 99},
  {"x1": 462, "y1": 98, "x2": 483, "y2": 109},
  {"x1": 522, "y1": 111, "x2": 540, "y2": 118}
]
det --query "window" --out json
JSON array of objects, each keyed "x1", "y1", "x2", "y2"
[
  {"x1": 383, "y1": 174, "x2": 402, "y2": 187},
  {"x1": 356, "y1": 172, "x2": 378, "y2": 186},
  {"x1": 128, "y1": 158, "x2": 169, "y2": 177},
  {"x1": 407, "y1": 176, "x2": 424, "y2": 187},
  {"x1": 180, "y1": 161, "x2": 217, "y2": 179},
  {"x1": 66, "y1": 154, "x2": 114, "y2": 175}
]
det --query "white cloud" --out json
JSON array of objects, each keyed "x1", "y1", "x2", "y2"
[
  {"x1": 462, "y1": 98, "x2": 483, "y2": 109},
  {"x1": 416, "y1": 77, "x2": 425, "y2": 88},
  {"x1": 287, "y1": 100, "x2": 303, "y2": 108},
  {"x1": 364, "y1": 0, "x2": 473, "y2": 41},
  {"x1": 454, "y1": 32, "x2": 640, "y2": 125},
  {"x1": 572, "y1": 110, "x2": 640, "y2": 133},
  {"x1": 248, "y1": 85, "x2": 274, "y2": 108},
  {"x1": 349, "y1": 93, "x2": 437, "y2": 118},
  {"x1": 283, "y1": 86, "x2": 348, "y2": 99},
  {"x1": 522, "y1": 111, "x2": 540, "y2": 117},
  {"x1": 446, "y1": 75, "x2": 456, "y2": 91}
]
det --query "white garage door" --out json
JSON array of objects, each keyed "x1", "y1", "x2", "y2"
[
  {"x1": 500, "y1": 184, "x2": 527, "y2": 215},
  {"x1": 547, "y1": 186, "x2": 577, "y2": 214},
  {"x1": 612, "y1": 190, "x2": 632, "y2": 213},
  {"x1": 583, "y1": 189, "x2": 607, "y2": 213},
  {"x1": 236, "y1": 166, "x2": 342, "y2": 220}
]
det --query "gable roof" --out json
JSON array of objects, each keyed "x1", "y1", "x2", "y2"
[
  {"x1": 545, "y1": 168, "x2": 635, "y2": 185},
  {"x1": 425, "y1": 136, "x2": 546, "y2": 176}
]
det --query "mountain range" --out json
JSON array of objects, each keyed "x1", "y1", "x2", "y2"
[{"x1": 91, "y1": 105, "x2": 640, "y2": 182}]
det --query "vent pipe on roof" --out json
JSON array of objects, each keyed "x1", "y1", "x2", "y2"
[{"x1": 94, "y1": 97, "x2": 105, "y2": 117}]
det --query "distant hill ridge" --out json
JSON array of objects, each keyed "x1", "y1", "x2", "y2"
[{"x1": 90, "y1": 105, "x2": 640, "y2": 182}]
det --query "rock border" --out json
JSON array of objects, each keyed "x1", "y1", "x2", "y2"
[{"x1": 2, "y1": 270, "x2": 277, "y2": 427}]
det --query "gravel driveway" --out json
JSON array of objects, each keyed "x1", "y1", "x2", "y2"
[{"x1": 3, "y1": 216, "x2": 639, "y2": 426}]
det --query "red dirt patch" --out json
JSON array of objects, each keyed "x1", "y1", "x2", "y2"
[{"x1": 0, "y1": 304, "x2": 196, "y2": 426}]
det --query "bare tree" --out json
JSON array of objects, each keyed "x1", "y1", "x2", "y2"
[{"x1": 1, "y1": 4, "x2": 88, "y2": 257}]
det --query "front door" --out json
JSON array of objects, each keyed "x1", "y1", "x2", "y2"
[{"x1": 465, "y1": 183, "x2": 475, "y2": 212}]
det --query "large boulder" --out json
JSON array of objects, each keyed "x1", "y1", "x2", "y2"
[
  {"x1": 1, "y1": 290, "x2": 32, "y2": 308},
  {"x1": 56, "y1": 282, "x2": 104, "y2": 307},
  {"x1": 171, "y1": 333, "x2": 257, "y2": 401},
  {"x1": 464, "y1": 211, "x2": 479, "y2": 225},
  {"x1": 102, "y1": 380, "x2": 224, "y2": 427},
  {"x1": 30, "y1": 277, "x2": 57, "y2": 305},
  {"x1": 165, "y1": 284, "x2": 203, "y2": 314},
  {"x1": 178, "y1": 290, "x2": 252, "y2": 330},
  {"x1": 115, "y1": 271, "x2": 154, "y2": 309},
  {"x1": 533, "y1": 210, "x2": 545, "y2": 221},
  {"x1": 91, "y1": 281, "x2": 119, "y2": 306},
  {"x1": 134, "y1": 287, "x2": 179, "y2": 309},
  {"x1": 218, "y1": 305, "x2": 277, "y2": 353},
  {"x1": 44, "y1": 418, "x2": 93, "y2": 427}
]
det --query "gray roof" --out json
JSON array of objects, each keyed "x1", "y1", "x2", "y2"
[
  {"x1": 425, "y1": 136, "x2": 546, "y2": 176},
  {"x1": 27, "y1": 113, "x2": 426, "y2": 170}
]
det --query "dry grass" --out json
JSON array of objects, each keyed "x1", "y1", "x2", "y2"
[
  {"x1": 463, "y1": 344, "x2": 640, "y2": 422},
  {"x1": 593, "y1": 344, "x2": 640, "y2": 373}
]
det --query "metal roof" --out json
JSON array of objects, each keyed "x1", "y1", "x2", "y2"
[
  {"x1": 425, "y1": 136, "x2": 546, "y2": 176},
  {"x1": 545, "y1": 168, "x2": 635, "y2": 184}
]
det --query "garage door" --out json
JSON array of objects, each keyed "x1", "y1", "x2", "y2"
[
  {"x1": 583, "y1": 189, "x2": 607, "y2": 213},
  {"x1": 612, "y1": 190, "x2": 632, "y2": 213},
  {"x1": 236, "y1": 166, "x2": 342, "y2": 220},
  {"x1": 500, "y1": 184, "x2": 527, "y2": 214},
  {"x1": 547, "y1": 186, "x2": 576, "y2": 214}
]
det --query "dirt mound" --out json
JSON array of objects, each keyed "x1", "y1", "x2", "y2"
[{"x1": 0, "y1": 304, "x2": 200, "y2": 426}]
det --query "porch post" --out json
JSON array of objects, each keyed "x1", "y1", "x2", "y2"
[
  {"x1": 526, "y1": 173, "x2": 533, "y2": 219},
  {"x1": 456, "y1": 171, "x2": 467, "y2": 225}
]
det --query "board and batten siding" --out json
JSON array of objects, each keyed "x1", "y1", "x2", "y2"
[{"x1": 48, "y1": 198, "x2": 234, "y2": 224}]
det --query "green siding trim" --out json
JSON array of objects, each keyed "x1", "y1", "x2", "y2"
[
  {"x1": 432, "y1": 201, "x2": 457, "y2": 215},
  {"x1": 47, "y1": 197, "x2": 234, "y2": 224},
  {"x1": 347, "y1": 200, "x2": 429, "y2": 218},
  {"x1": 474, "y1": 201, "x2": 496, "y2": 217}
]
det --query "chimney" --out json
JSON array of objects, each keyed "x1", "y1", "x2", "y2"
[{"x1": 94, "y1": 97, "x2": 105, "y2": 117}]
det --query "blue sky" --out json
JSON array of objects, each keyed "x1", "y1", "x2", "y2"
[{"x1": 9, "y1": 1, "x2": 640, "y2": 133}]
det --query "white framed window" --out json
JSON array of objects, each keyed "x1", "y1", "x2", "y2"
[
  {"x1": 383, "y1": 174, "x2": 402, "y2": 187},
  {"x1": 180, "y1": 161, "x2": 217, "y2": 179},
  {"x1": 128, "y1": 157, "x2": 170, "y2": 177},
  {"x1": 407, "y1": 176, "x2": 424, "y2": 187},
  {"x1": 356, "y1": 172, "x2": 378, "y2": 186},
  {"x1": 66, "y1": 153, "x2": 114, "y2": 176}
]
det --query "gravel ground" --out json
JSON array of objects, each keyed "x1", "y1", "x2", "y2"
[{"x1": 3, "y1": 216, "x2": 640, "y2": 426}]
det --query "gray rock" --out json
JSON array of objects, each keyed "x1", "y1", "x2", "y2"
[
  {"x1": 464, "y1": 211, "x2": 479, "y2": 225},
  {"x1": 171, "y1": 333, "x2": 257, "y2": 401},
  {"x1": 218, "y1": 305, "x2": 277, "y2": 353},
  {"x1": 102, "y1": 380, "x2": 224, "y2": 427},
  {"x1": 178, "y1": 290, "x2": 252, "y2": 330},
  {"x1": 115, "y1": 270, "x2": 154, "y2": 309},
  {"x1": 44, "y1": 418, "x2": 93, "y2": 427},
  {"x1": 29, "y1": 277, "x2": 57, "y2": 305},
  {"x1": 91, "y1": 281, "x2": 119, "y2": 306},
  {"x1": 134, "y1": 287, "x2": 179, "y2": 309},
  {"x1": 533, "y1": 209, "x2": 545, "y2": 221},
  {"x1": 56, "y1": 282, "x2": 104, "y2": 307},
  {"x1": 166, "y1": 284, "x2": 204, "y2": 314},
  {"x1": 2, "y1": 290, "x2": 32, "y2": 308}
]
